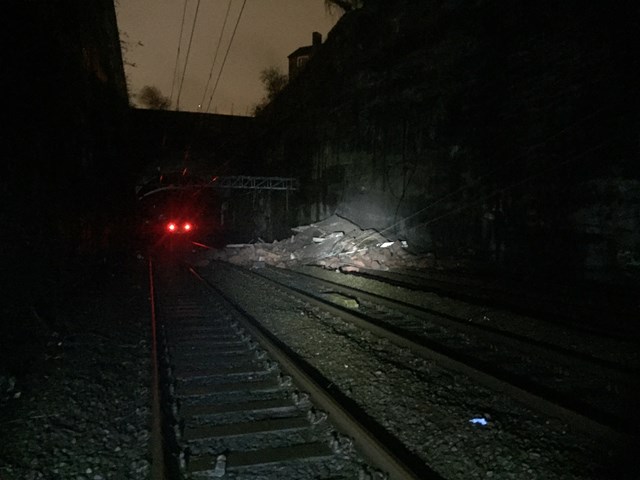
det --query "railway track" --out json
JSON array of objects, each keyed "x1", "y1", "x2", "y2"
[
  {"x1": 209, "y1": 261, "x2": 639, "y2": 446},
  {"x1": 342, "y1": 267, "x2": 640, "y2": 341},
  {"x1": 288, "y1": 267, "x2": 640, "y2": 376},
  {"x1": 148, "y1": 260, "x2": 438, "y2": 479}
]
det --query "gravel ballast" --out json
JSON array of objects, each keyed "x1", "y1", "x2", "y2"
[
  {"x1": 200, "y1": 262, "x2": 636, "y2": 480},
  {"x1": 0, "y1": 263, "x2": 151, "y2": 480},
  {"x1": 2, "y1": 255, "x2": 635, "y2": 479}
]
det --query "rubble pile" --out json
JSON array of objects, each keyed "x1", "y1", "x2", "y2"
[{"x1": 204, "y1": 214, "x2": 434, "y2": 272}]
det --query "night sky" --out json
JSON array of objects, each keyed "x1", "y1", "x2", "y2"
[{"x1": 115, "y1": 0, "x2": 341, "y2": 115}]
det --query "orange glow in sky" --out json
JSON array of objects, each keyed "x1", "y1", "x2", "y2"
[{"x1": 116, "y1": 0, "x2": 340, "y2": 116}]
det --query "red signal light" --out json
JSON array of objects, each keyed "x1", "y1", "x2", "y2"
[{"x1": 165, "y1": 220, "x2": 194, "y2": 234}]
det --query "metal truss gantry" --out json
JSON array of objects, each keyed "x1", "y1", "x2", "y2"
[
  {"x1": 137, "y1": 175, "x2": 299, "y2": 200},
  {"x1": 209, "y1": 176, "x2": 299, "y2": 191}
]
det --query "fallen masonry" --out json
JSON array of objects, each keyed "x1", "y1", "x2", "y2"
[{"x1": 201, "y1": 214, "x2": 437, "y2": 272}]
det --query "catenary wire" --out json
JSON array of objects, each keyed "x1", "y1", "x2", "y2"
[
  {"x1": 180, "y1": 0, "x2": 245, "y2": 166},
  {"x1": 354, "y1": 106, "x2": 628, "y2": 247},
  {"x1": 384, "y1": 105, "x2": 610, "y2": 235},
  {"x1": 414, "y1": 138, "x2": 612, "y2": 231},
  {"x1": 175, "y1": 0, "x2": 202, "y2": 111},
  {"x1": 198, "y1": 0, "x2": 234, "y2": 111},
  {"x1": 169, "y1": 0, "x2": 189, "y2": 106},
  {"x1": 205, "y1": 0, "x2": 247, "y2": 113}
]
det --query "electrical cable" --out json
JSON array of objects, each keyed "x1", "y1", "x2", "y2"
[
  {"x1": 415, "y1": 138, "x2": 612, "y2": 231},
  {"x1": 392, "y1": 106, "x2": 605, "y2": 225},
  {"x1": 180, "y1": 0, "x2": 245, "y2": 159},
  {"x1": 354, "y1": 106, "x2": 629, "y2": 247},
  {"x1": 175, "y1": 0, "x2": 202, "y2": 111},
  {"x1": 205, "y1": 0, "x2": 247, "y2": 113},
  {"x1": 198, "y1": 0, "x2": 234, "y2": 110},
  {"x1": 169, "y1": 0, "x2": 189, "y2": 106}
]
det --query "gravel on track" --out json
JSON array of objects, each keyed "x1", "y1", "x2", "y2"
[
  {"x1": 199, "y1": 262, "x2": 638, "y2": 480},
  {"x1": 0, "y1": 261, "x2": 151, "y2": 480}
]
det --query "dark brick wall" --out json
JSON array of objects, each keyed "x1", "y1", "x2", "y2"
[
  {"x1": 2, "y1": 0, "x2": 129, "y2": 308},
  {"x1": 127, "y1": 109, "x2": 258, "y2": 178},
  {"x1": 257, "y1": 0, "x2": 640, "y2": 281}
]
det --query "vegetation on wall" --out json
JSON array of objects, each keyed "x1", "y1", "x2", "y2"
[
  {"x1": 252, "y1": 66, "x2": 288, "y2": 116},
  {"x1": 137, "y1": 85, "x2": 171, "y2": 110}
]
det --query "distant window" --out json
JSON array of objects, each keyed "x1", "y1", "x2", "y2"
[{"x1": 296, "y1": 56, "x2": 308, "y2": 68}]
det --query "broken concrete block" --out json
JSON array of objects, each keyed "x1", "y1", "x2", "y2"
[{"x1": 340, "y1": 265, "x2": 360, "y2": 273}]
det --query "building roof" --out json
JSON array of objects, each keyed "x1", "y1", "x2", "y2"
[
  {"x1": 288, "y1": 32, "x2": 322, "y2": 59},
  {"x1": 288, "y1": 45, "x2": 315, "y2": 59}
]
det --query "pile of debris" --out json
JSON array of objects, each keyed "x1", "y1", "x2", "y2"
[{"x1": 201, "y1": 214, "x2": 434, "y2": 272}]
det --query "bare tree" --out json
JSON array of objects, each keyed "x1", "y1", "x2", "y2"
[
  {"x1": 252, "y1": 66, "x2": 288, "y2": 115},
  {"x1": 260, "y1": 66, "x2": 288, "y2": 100},
  {"x1": 137, "y1": 85, "x2": 171, "y2": 110}
]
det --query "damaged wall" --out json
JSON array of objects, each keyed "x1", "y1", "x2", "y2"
[{"x1": 256, "y1": 0, "x2": 640, "y2": 281}]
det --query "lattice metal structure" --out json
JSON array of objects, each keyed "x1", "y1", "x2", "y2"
[
  {"x1": 137, "y1": 175, "x2": 299, "y2": 200},
  {"x1": 208, "y1": 176, "x2": 299, "y2": 191}
]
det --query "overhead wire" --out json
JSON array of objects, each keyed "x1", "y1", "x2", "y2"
[
  {"x1": 175, "y1": 0, "x2": 202, "y2": 111},
  {"x1": 319, "y1": 47, "x2": 620, "y2": 244},
  {"x1": 180, "y1": 0, "x2": 248, "y2": 176},
  {"x1": 392, "y1": 106, "x2": 608, "y2": 225},
  {"x1": 169, "y1": 0, "x2": 189, "y2": 106},
  {"x1": 205, "y1": 0, "x2": 248, "y2": 113},
  {"x1": 354, "y1": 104, "x2": 628, "y2": 247},
  {"x1": 198, "y1": 0, "x2": 234, "y2": 111},
  {"x1": 354, "y1": 145, "x2": 603, "y2": 248},
  {"x1": 413, "y1": 137, "x2": 613, "y2": 231}
]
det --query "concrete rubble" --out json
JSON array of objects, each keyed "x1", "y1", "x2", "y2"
[{"x1": 202, "y1": 214, "x2": 435, "y2": 272}]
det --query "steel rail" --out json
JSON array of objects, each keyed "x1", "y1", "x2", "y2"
[
  {"x1": 351, "y1": 268, "x2": 640, "y2": 341},
  {"x1": 274, "y1": 266, "x2": 639, "y2": 385},
  {"x1": 217, "y1": 262, "x2": 636, "y2": 446},
  {"x1": 148, "y1": 259, "x2": 166, "y2": 479},
  {"x1": 189, "y1": 266, "x2": 443, "y2": 480}
]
